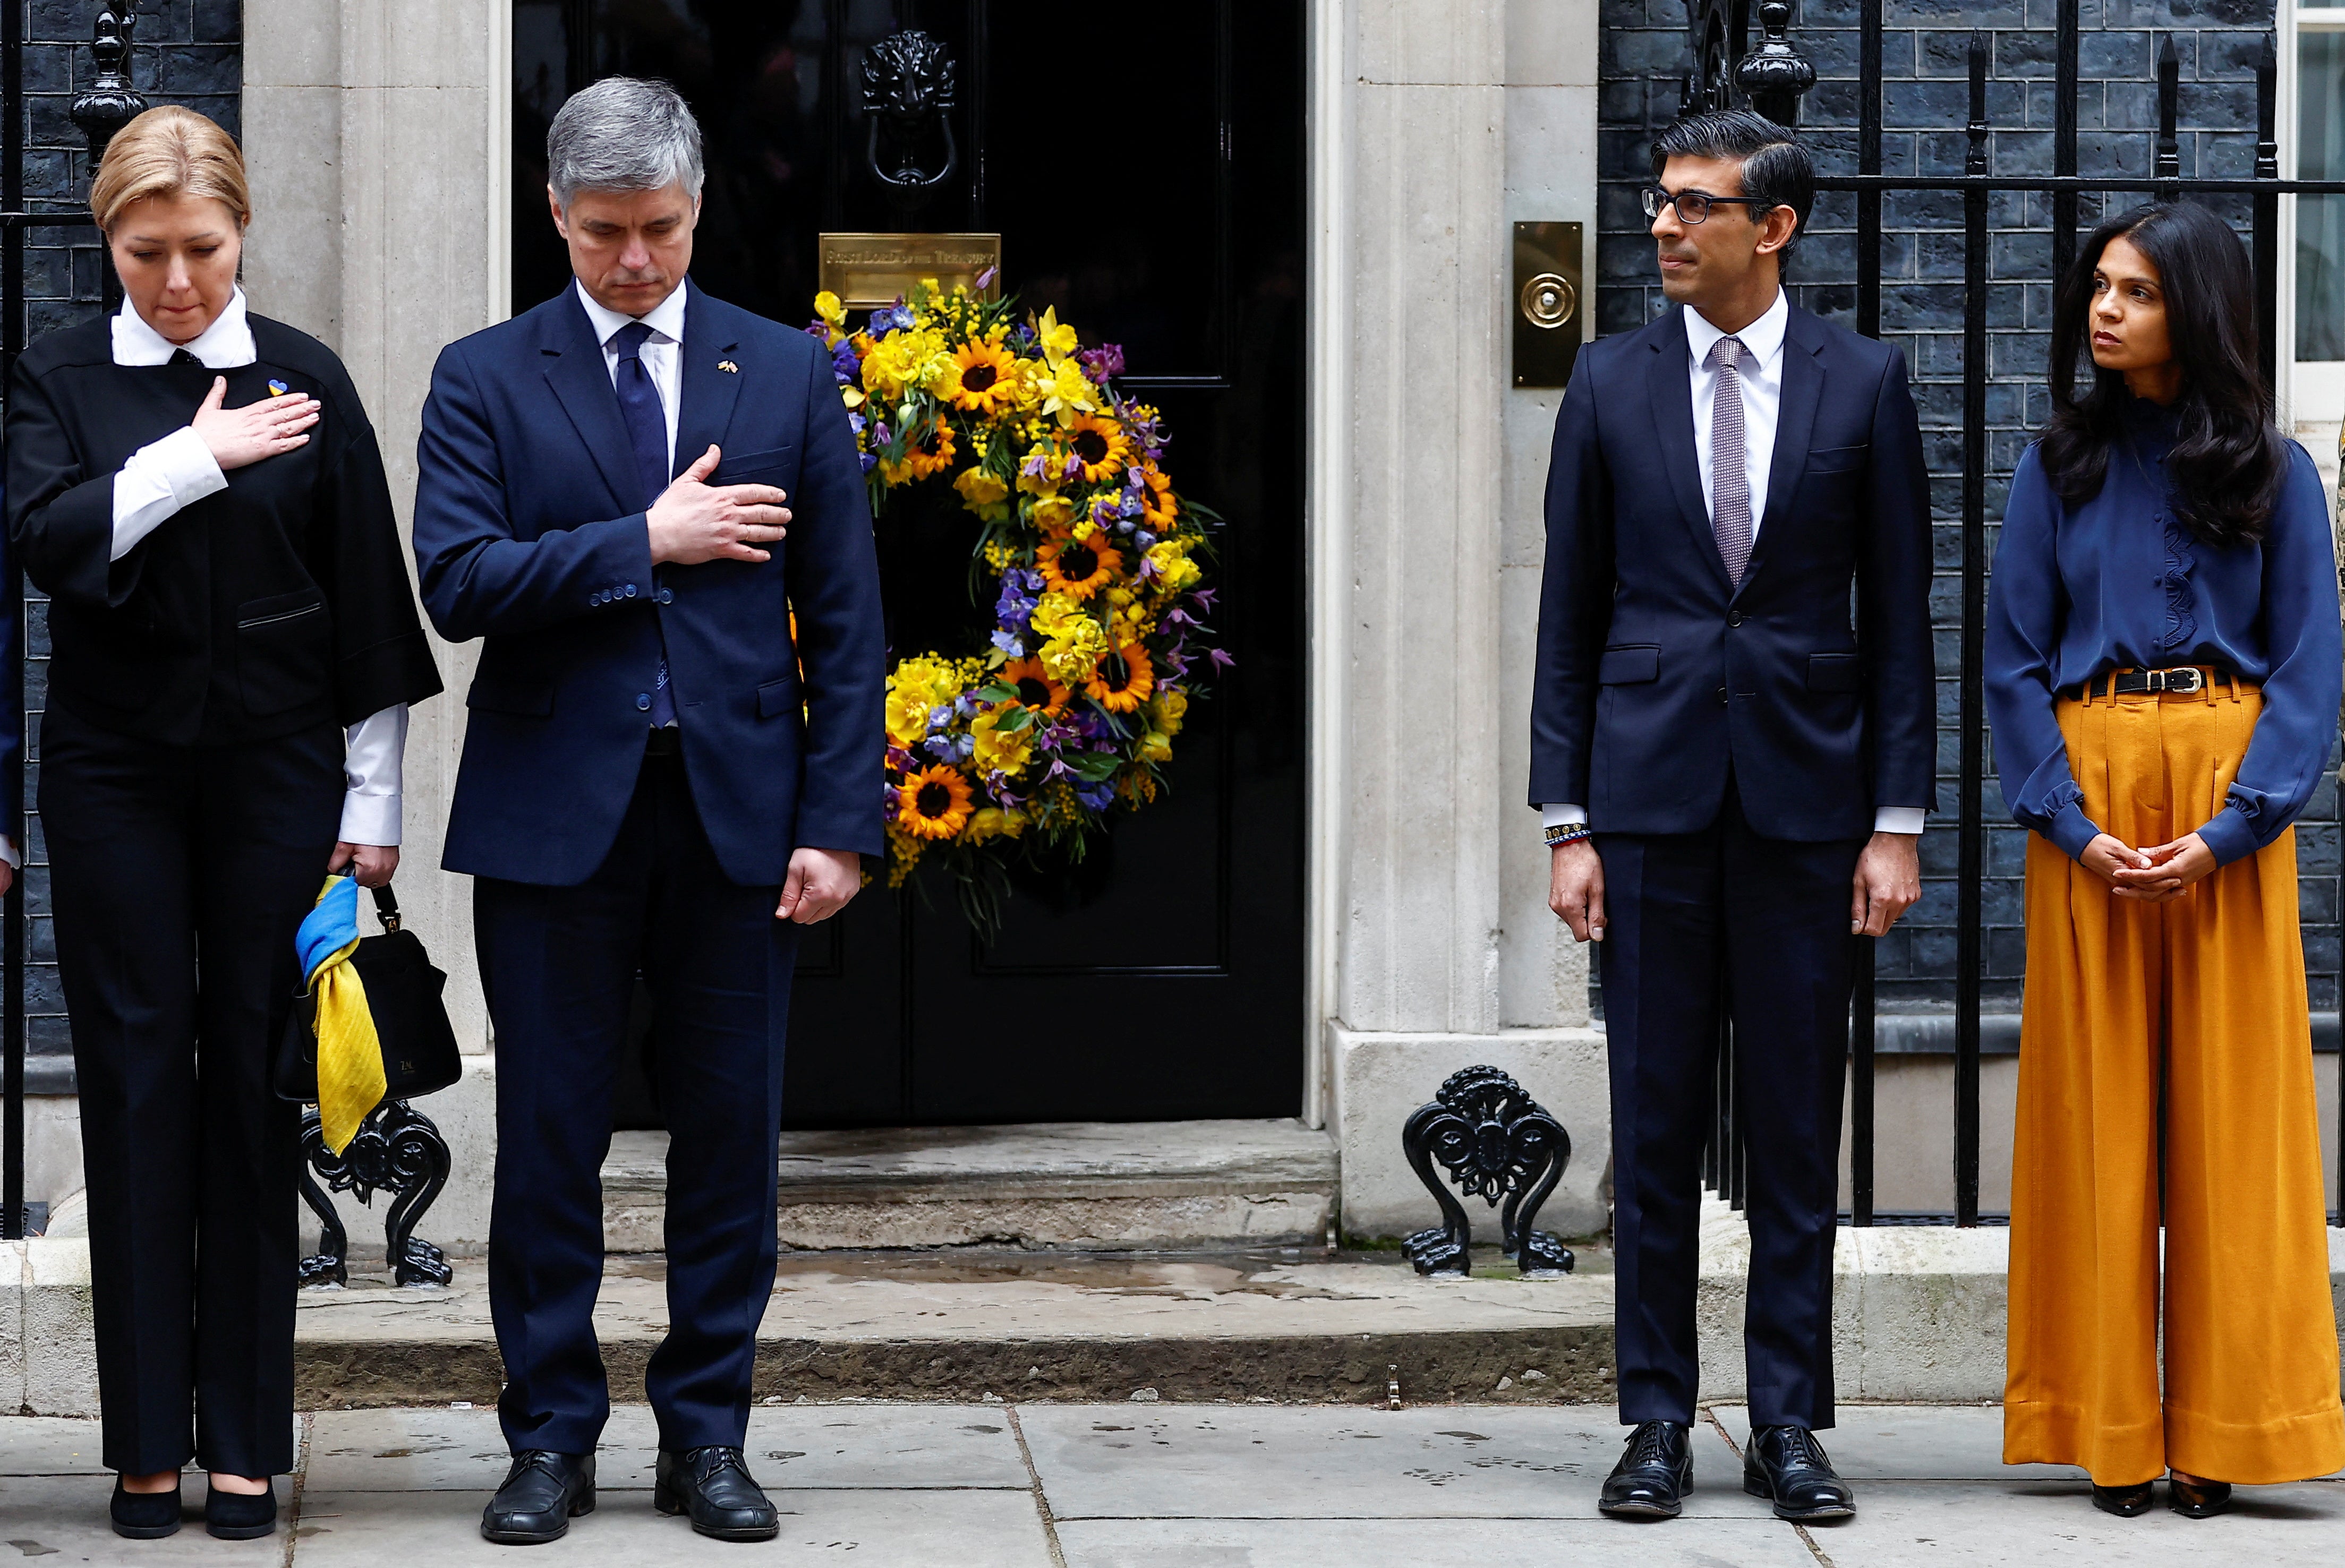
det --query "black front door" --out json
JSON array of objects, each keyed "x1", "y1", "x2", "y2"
[{"x1": 511, "y1": 0, "x2": 1307, "y2": 1126}]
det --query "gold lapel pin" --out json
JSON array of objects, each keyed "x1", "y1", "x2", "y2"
[{"x1": 718, "y1": 359, "x2": 739, "y2": 374}]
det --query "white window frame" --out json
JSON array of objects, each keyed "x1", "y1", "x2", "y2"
[{"x1": 2286, "y1": 0, "x2": 2345, "y2": 426}]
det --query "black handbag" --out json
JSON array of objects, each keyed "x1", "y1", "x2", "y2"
[{"x1": 276, "y1": 882, "x2": 463, "y2": 1103}]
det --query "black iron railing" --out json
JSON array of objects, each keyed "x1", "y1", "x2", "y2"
[
  {"x1": 1696, "y1": 3, "x2": 2345, "y2": 1229},
  {"x1": 0, "y1": 4, "x2": 143, "y2": 1242}
]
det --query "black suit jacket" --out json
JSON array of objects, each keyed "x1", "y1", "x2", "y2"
[{"x1": 1528, "y1": 302, "x2": 1937, "y2": 839}]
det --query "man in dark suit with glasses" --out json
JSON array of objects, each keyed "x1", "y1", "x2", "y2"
[{"x1": 1531, "y1": 109, "x2": 1936, "y2": 1524}]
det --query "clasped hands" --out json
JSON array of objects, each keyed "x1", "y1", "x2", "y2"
[{"x1": 2081, "y1": 830, "x2": 2215, "y2": 902}]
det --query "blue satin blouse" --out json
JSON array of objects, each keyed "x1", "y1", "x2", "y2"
[{"x1": 1985, "y1": 403, "x2": 2342, "y2": 866}]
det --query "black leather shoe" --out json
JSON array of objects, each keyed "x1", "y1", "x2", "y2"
[
  {"x1": 655, "y1": 1447, "x2": 780, "y2": 1541},
  {"x1": 109, "y1": 1477, "x2": 182, "y2": 1540},
  {"x1": 204, "y1": 1482, "x2": 278, "y2": 1540},
  {"x1": 1598, "y1": 1420, "x2": 1693, "y2": 1520},
  {"x1": 480, "y1": 1451, "x2": 595, "y2": 1545},
  {"x1": 1743, "y1": 1425, "x2": 1856, "y2": 1521},
  {"x1": 2168, "y1": 1475, "x2": 2232, "y2": 1519},
  {"x1": 2092, "y1": 1481, "x2": 2155, "y2": 1516}
]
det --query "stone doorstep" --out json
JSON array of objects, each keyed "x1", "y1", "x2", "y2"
[{"x1": 603, "y1": 1118, "x2": 1342, "y2": 1253}]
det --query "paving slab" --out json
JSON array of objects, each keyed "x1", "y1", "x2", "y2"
[
  {"x1": 1812, "y1": 1477, "x2": 2345, "y2": 1567},
  {"x1": 1018, "y1": 1403, "x2": 1775, "y2": 1521},
  {"x1": 1709, "y1": 1402, "x2": 2077, "y2": 1480},
  {"x1": 0, "y1": 1415, "x2": 107, "y2": 1476},
  {"x1": 306, "y1": 1404, "x2": 1031, "y2": 1493},
  {"x1": 287, "y1": 1487, "x2": 1056, "y2": 1566},
  {"x1": 0, "y1": 1475, "x2": 282, "y2": 1561},
  {"x1": 1054, "y1": 1515, "x2": 1819, "y2": 1566}
]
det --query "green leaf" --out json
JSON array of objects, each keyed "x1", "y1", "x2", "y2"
[
  {"x1": 977, "y1": 683, "x2": 1020, "y2": 703},
  {"x1": 996, "y1": 706, "x2": 1036, "y2": 734},
  {"x1": 1068, "y1": 752, "x2": 1121, "y2": 782}
]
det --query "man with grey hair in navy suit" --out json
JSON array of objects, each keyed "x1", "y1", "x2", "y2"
[{"x1": 413, "y1": 75, "x2": 884, "y2": 1546}]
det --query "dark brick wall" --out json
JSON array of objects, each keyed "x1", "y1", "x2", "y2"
[
  {"x1": 1596, "y1": 0, "x2": 2343, "y2": 1020},
  {"x1": 16, "y1": 0, "x2": 241, "y2": 1079}
]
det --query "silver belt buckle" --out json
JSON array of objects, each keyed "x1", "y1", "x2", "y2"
[{"x1": 2154, "y1": 666, "x2": 2203, "y2": 694}]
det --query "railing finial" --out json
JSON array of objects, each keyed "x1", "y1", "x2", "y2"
[
  {"x1": 70, "y1": 5, "x2": 148, "y2": 166},
  {"x1": 1735, "y1": 0, "x2": 1817, "y2": 128}
]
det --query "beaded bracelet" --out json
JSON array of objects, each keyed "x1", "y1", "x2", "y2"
[{"x1": 1544, "y1": 822, "x2": 1592, "y2": 848}]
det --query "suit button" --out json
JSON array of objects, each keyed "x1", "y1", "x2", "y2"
[
  {"x1": 636, "y1": 693, "x2": 652, "y2": 711},
  {"x1": 1727, "y1": 611, "x2": 1743, "y2": 627},
  {"x1": 1717, "y1": 687, "x2": 1729, "y2": 706},
  {"x1": 624, "y1": 584, "x2": 638, "y2": 598},
  {"x1": 657, "y1": 588, "x2": 674, "y2": 605}
]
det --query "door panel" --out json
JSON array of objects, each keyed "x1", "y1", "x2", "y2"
[{"x1": 513, "y1": 0, "x2": 1305, "y2": 1127}]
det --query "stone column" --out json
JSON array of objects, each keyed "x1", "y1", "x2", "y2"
[
  {"x1": 242, "y1": 0, "x2": 506, "y2": 1055},
  {"x1": 1326, "y1": 0, "x2": 1609, "y2": 1239}
]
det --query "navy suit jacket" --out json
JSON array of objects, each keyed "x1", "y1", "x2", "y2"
[
  {"x1": 413, "y1": 282, "x2": 885, "y2": 887},
  {"x1": 1528, "y1": 303, "x2": 1937, "y2": 839}
]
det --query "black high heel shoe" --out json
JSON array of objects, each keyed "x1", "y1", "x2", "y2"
[
  {"x1": 2167, "y1": 1475, "x2": 2232, "y2": 1519},
  {"x1": 109, "y1": 1477, "x2": 182, "y2": 1539},
  {"x1": 2091, "y1": 1481, "x2": 2154, "y2": 1517}
]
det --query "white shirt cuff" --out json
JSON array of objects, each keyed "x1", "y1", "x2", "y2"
[
  {"x1": 110, "y1": 425, "x2": 227, "y2": 562},
  {"x1": 1874, "y1": 807, "x2": 1926, "y2": 835},
  {"x1": 1540, "y1": 803, "x2": 1588, "y2": 829},
  {"x1": 338, "y1": 704, "x2": 408, "y2": 846},
  {"x1": 0, "y1": 837, "x2": 19, "y2": 870}
]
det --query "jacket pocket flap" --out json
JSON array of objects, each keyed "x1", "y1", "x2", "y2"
[
  {"x1": 466, "y1": 677, "x2": 555, "y2": 716},
  {"x1": 1598, "y1": 645, "x2": 1660, "y2": 684},
  {"x1": 712, "y1": 444, "x2": 797, "y2": 485},
  {"x1": 235, "y1": 589, "x2": 326, "y2": 629},
  {"x1": 1808, "y1": 653, "x2": 1863, "y2": 692},
  {"x1": 756, "y1": 675, "x2": 800, "y2": 718},
  {"x1": 1805, "y1": 443, "x2": 1868, "y2": 475}
]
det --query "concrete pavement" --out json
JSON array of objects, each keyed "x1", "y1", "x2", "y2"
[{"x1": 2, "y1": 1402, "x2": 2342, "y2": 1565}]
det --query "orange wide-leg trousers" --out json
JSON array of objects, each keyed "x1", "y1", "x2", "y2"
[{"x1": 2004, "y1": 679, "x2": 2345, "y2": 1486}]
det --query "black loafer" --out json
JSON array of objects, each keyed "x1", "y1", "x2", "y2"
[
  {"x1": 2168, "y1": 1475, "x2": 2232, "y2": 1519},
  {"x1": 1598, "y1": 1419, "x2": 1693, "y2": 1520},
  {"x1": 204, "y1": 1482, "x2": 278, "y2": 1540},
  {"x1": 2092, "y1": 1481, "x2": 2155, "y2": 1517},
  {"x1": 109, "y1": 1477, "x2": 182, "y2": 1540},
  {"x1": 480, "y1": 1450, "x2": 595, "y2": 1545},
  {"x1": 655, "y1": 1446, "x2": 780, "y2": 1541},
  {"x1": 1743, "y1": 1425, "x2": 1856, "y2": 1521}
]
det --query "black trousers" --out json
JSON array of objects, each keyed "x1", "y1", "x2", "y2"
[
  {"x1": 475, "y1": 749, "x2": 798, "y2": 1457},
  {"x1": 1597, "y1": 784, "x2": 1865, "y2": 1432},
  {"x1": 41, "y1": 701, "x2": 342, "y2": 1477}
]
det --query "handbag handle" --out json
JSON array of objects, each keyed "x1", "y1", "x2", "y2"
[{"x1": 371, "y1": 882, "x2": 403, "y2": 933}]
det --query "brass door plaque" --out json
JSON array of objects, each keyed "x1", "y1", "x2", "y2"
[
  {"x1": 818, "y1": 233, "x2": 1003, "y2": 311},
  {"x1": 1513, "y1": 221, "x2": 1584, "y2": 389}
]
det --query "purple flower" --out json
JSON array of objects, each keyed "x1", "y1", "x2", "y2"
[
  {"x1": 991, "y1": 629, "x2": 1026, "y2": 657},
  {"x1": 1075, "y1": 781, "x2": 1116, "y2": 812},
  {"x1": 1208, "y1": 648, "x2": 1236, "y2": 672},
  {"x1": 830, "y1": 341, "x2": 861, "y2": 383},
  {"x1": 1077, "y1": 343, "x2": 1126, "y2": 382},
  {"x1": 858, "y1": 450, "x2": 878, "y2": 474},
  {"x1": 1190, "y1": 588, "x2": 1219, "y2": 611},
  {"x1": 1133, "y1": 530, "x2": 1156, "y2": 549},
  {"x1": 872, "y1": 421, "x2": 893, "y2": 448},
  {"x1": 1061, "y1": 453, "x2": 1085, "y2": 484},
  {"x1": 1021, "y1": 450, "x2": 1051, "y2": 478},
  {"x1": 976, "y1": 265, "x2": 1000, "y2": 291}
]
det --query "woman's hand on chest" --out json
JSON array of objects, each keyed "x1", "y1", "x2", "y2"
[{"x1": 190, "y1": 375, "x2": 319, "y2": 471}]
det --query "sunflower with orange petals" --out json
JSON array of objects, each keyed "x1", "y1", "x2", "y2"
[
  {"x1": 897, "y1": 764, "x2": 975, "y2": 840},
  {"x1": 881, "y1": 418, "x2": 957, "y2": 485},
  {"x1": 1064, "y1": 412, "x2": 1131, "y2": 484},
  {"x1": 1035, "y1": 534, "x2": 1123, "y2": 602},
  {"x1": 943, "y1": 336, "x2": 1021, "y2": 416},
  {"x1": 1000, "y1": 657, "x2": 1072, "y2": 717},
  {"x1": 1139, "y1": 464, "x2": 1178, "y2": 529},
  {"x1": 1085, "y1": 644, "x2": 1156, "y2": 714}
]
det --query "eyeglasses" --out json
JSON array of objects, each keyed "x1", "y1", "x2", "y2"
[{"x1": 1641, "y1": 185, "x2": 1775, "y2": 226}]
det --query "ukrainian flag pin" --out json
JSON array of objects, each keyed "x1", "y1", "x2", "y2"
[
  {"x1": 267, "y1": 379, "x2": 288, "y2": 396},
  {"x1": 718, "y1": 360, "x2": 739, "y2": 374}
]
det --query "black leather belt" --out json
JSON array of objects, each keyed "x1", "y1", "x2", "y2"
[
  {"x1": 2071, "y1": 665, "x2": 2233, "y2": 700},
  {"x1": 645, "y1": 726, "x2": 683, "y2": 757}
]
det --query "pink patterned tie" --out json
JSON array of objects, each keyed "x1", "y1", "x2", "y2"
[{"x1": 1708, "y1": 336, "x2": 1753, "y2": 586}]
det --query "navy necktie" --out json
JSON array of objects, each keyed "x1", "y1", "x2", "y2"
[{"x1": 611, "y1": 321, "x2": 678, "y2": 728}]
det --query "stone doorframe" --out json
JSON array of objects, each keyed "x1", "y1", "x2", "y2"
[{"x1": 237, "y1": 0, "x2": 1611, "y2": 1239}]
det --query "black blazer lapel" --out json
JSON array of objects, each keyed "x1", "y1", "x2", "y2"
[
  {"x1": 1646, "y1": 307, "x2": 1734, "y2": 596},
  {"x1": 1741, "y1": 306, "x2": 1828, "y2": 593},
  {"x1": 674, "y1": 285, "x2": 746, "y2": 478},
  {"x1": 540, "y1": 292, "x2": 646, "y2": 513}
]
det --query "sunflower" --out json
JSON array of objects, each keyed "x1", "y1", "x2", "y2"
[
  {"x1": 882, "y1": 418, "x2": 957, "y2": 484},
  {"x1": 1085, "y1": 644, "x2": 1156, "y2": 714},
  {"x1": 897, "y1": 764, "x2": 974, "y2": 840},
  {"x1": 1140, "y1": 463, "x2": 1178, "y2": 529},
  {"x1": 1036, "y1": 535, "x2": 1123, "y2": 602},
  {"x1": 1001, "y1": 656, "x2": 1071, "y2": 717},
  {"x1": 1065, "y1": 412, "x2": 1131, "y2": 483},
  {"x1": 944, "y1": 337, "x2": 1021, "y2": 416}
]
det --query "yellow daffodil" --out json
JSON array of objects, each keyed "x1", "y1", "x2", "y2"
[
  {"x1": 955, "y1": 467, "x2": 1010, "y2": 509},
  {"x1": 1152, "y1": 689, "x2": 1188, "y2": 735},
  {"x1": 1036, "y1": 306, "x2": 1078, "y2": 365},
  {"x1": 815, "y1": 290, "x2": 847, "y2": 328},
  {"x1": 970, "y1": 708, "x2": 1035, "y2": 777},
  {"x1": 1139, "y1": 730, "x2": 1173, "y2": 764}
]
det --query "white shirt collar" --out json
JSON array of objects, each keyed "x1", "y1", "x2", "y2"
[
  {"x1": 574, "y1": 277, "x2": 689, "y2": 347},
  {"x1": 1684, "y1": 287, "x2": 1790, "y2": 372},
  {"x1": 111, "y1": 286, "x2": 255, "y2": 369}
]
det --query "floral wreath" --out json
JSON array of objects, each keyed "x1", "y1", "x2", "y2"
[{"x1": 806, "y1": 280, "x2": 1225, "y2": 918}]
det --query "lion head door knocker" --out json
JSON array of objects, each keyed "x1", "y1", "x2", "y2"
[
  {"x1": 1400, "y1": 1065, "x2": 1575, "y2": 1279},
  {"x1": 862, "y1": 29, "x2": 959, "y2": 204}
]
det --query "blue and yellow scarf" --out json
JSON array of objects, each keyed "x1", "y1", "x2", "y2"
[{"x1": 295, "y1": 875, "x2": 386, "y2": 1153}]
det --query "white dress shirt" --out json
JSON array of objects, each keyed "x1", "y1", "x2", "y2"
[
  {"x1": 103, "y1": 289, "x2": 410, "y2": 848},
  {"x1": 574, "y1": 278, "x2": 687, "y2": 478},
  {"x1": 1542, "y1": 289, "x2": 1924, "y2": 838}
]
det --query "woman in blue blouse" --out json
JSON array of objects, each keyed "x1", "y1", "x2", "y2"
[{"x1": 1986, "y1": 200, "x2": 2345, "y2": 1520}]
